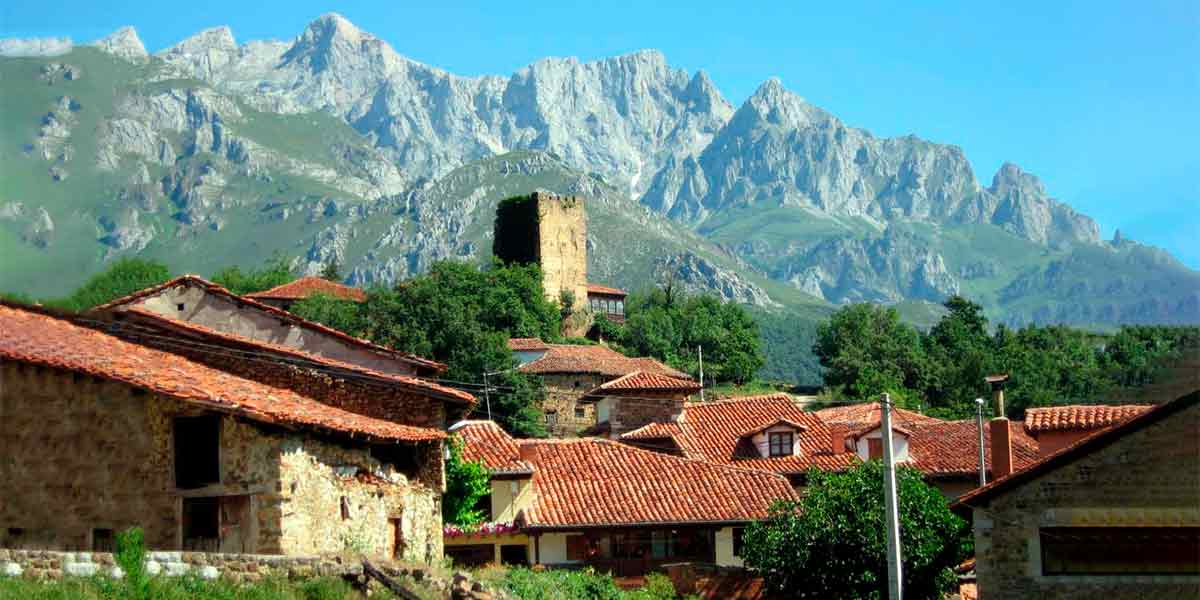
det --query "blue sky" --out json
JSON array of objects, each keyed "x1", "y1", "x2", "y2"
[{"x1": 4, "y1": 0, "x2": 1197, "y2": 267}]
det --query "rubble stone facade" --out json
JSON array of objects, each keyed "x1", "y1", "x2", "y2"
[
  {"x1": 0, "y1": 363, "x2": 442, "y2": 562},
  {"x1": 539, "y1": 374, "x2": 603, "y2": 436},
  {"x1": 971, "y1": 401, "x2": 1200, "y2": 599},
  {"x1": 534, "y1": 193, "x2": 588, "y2": 316}
]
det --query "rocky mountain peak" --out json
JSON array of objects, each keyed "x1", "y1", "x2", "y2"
[
  {"x1": 161, "y1": 26, "x2": 237, "y2": 56},
  {"x1": 91, "y1": 26, "x2": 148, "y2": 63},
  {"x1": 989, "y1": 161, "x2": 1046, "y2": 196},
  {"x1": 683, "y1": 70, "x2": 729, "y2": 113},
  {"x1": 740, "y1": 77, "x2": 835, "y2": 129}
]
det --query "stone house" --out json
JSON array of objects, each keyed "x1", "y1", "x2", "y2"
[
  {"x1": 94, "y1": 275, "x2": 445, "y2": 378},
  {"x1": 586, "y1": 284, "x2": 627, "y2": 324},
  {"x1": 511, "y1": 340, "x2": 694, "y2": 436},
  {"x1": 244, "y1": 276, "x2": 368, "y2": 311},
  {"x1": 581, "y1": 370, "x2": 701, "y2": 438},
  {"x1": 1023, "y1": 404, "x2": 1152, "y2": 456},
  {"x1": 0, "y1": 303, "x2": 450, "y2": 562},
  {"x1": 445, "y1": 421, "x2": 796, "y2": 576},
  {"x1": 952, "y1": 391, "x2": 1200, "y2": 599}
]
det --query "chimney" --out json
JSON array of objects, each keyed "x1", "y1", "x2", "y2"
[
  {"x1": 829, "y1": 425, "x2": 848, "y2": 454},
  {"x1": 985, "y1": 374, "x2": 1013, "y2": 479}
]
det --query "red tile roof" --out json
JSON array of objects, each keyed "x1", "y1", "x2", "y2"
[
  {"x1": 0, "y1": 303, "x2": 443, "y2": 443},
  {"x1": 622, "y1": 394, "x2": 858, "y2": 475},
  {"x1": 902, "y1": 420, "x2": 1041, "y2": 479},
  {"x1": 245, "y1": 276, "x2": 367, "y2": 302},
  {"x1": 586, "y1": 283, "x2": 627, "y2": 297},
  {"x1": 91, "y1": 275, "x2": 446, "y2": 373},
  {"x1": 119, "y1": 307, "x2": 474, "y2": 405},
  {"x1": 587, "y1": 370, "x2": 701, "y2": 395},
  {"x1": 953, "y1": 392, "x2": 1198, "y2": 510},
  {"x1": 1023, "y1": 404, "x2": 1152, "y2": 434},
  {"x1": 519, "y1": 344, "x2": 690, "y2": 379},
  {"x1": 813, "y1": 402, "x2": 942, "y2": 429},
  {"x1": 520, "y1": 438, "x2": 797, "y2": 529},
  {"x1": 450, "y1": 421, "x2": 533, "y2": 475},
  {"x1": 507, "y1": 337, "x2": 550, "y2": 351}
]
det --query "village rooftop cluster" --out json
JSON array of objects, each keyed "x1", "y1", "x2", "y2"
[{"x1": 1, "y1": 193, "x2": 1197, "y2": 599}]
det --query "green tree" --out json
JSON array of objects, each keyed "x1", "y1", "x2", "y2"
[
  {"x1": 742, "y1": 462, "x2": 970, "y2": 599},
  {"x1": 292, "y1": 260, "x2": 557, "y2": 437},
  {"x1": 813, "y1": 303, "x2": 927, "y2": 404},
  {"x1": 211, "y1": 255, "x2": 295, "y2": 295},
  {"x1": 443, "y1": 435, "x2": 492, "y2": 527},
  {"x1": 51, "y1": 258, "x2": 171, "y2": 311},
  {"x1": 921, "y1": 296, "x2": 995, "y2": 417},
  {"x1": 603, "y1": 287, "x2": 765, "y2": 384},
  {"x1": 320, "y1": 259, "x2": 342, "y2": 282}
]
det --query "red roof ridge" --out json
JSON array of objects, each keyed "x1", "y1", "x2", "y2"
[
  {"x1": 245, "y1": 276, "x2": 367, "y2": 302},
  {"x1": 1023, "y1": 404, "x2": 1153, "y2": 433},
  {"x1": 91, "y1": 274, "x2": 446, "y2": 373},
  {"x1": 120, "y1": 307, "x2": 474, "y2": 405},
  {"x1": 952, "y1": 393, "x2": 1196, "y2": 510},
  {"x1": 523, "y1": 436, "x2": 797, "y2": 485},
  {"x1": 586, "y1": 370, "x2": 702, "y2": 395},
  {"x1": 739, "y1": 417, "x2": 810, "y2": 438},
  {"x1": 0, "y1": 303, "x2": 444, "y2": 443},
  {"x1": 586, "y1": 283, "x2": 627, "y2": 296}
]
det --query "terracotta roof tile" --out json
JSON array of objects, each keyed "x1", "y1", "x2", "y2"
[
  {"x1": 1023, "y1": 404, "x2": 1152, "y2": 434},
  {"x1": 507, "y1": 337, "x2": 550, "y2": 351},
  {"x1": 119, "y1": 308, "x2": 474, "y2": 405},
  {"x1": 586, "y1": 283, "x2": 627, "y2": 297},
  {"x1": 0, "y1": 304, "x2": 443, "y2": 443},
  {"x1": 519, "y1": 344, "x2": 690, "y2": 379},
  {"x1": 450, "y1": 421, "x2": 534, "y2": 474},
  {"x1": 245, "y1": 276, "x2": 367, "y2": 302},
  {"x1": 902, "y1": 420, "x2": 1041, "y2": 478},
  {"x1": 520, "y1": 438, "x2": 797, "y2": 528},
  {"x1": 813, "y1": 402, "x2": 942, "y2": 429},
  {"x1": 622, "y1": 394, "x2": 856, "y2": 475},
  {"x1": 587, "y1": 370, "x2": 701, "y2": 395},
  {"x1": 92, "y1": 275, "x2": 446, "y2": 373}
]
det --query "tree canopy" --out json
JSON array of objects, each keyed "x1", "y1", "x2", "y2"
[
  {"x1": 742, "y1": 462, "x2": 971, "y2": 600},
  {"x1": 49, "y1": 258, "x2": 171, "y2": 311},
  {"x1": 596, "y1": 285, "x2": 765, "y2": 385},
  {"x1": 814, "y1": 295, "x2": 1200, "y2": 418},
  {"x1": 442, "y1": 435, "x2": 491, "y2": 527},
  {"x1": 291, "y1": 260, "x2": 560, "y2": 437},
  {"x1": 211, "y1": 256, "x2": 295, "y2": 295}
]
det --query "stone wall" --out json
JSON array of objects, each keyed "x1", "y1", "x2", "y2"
[
  {"x1": 606, "y1": 392, "x2": 686, "y2": 438},
  {"x1": 115, "y1": 311, "x2": 457, "y2": 431},
  {"x1": 540, "y1": 374, "x2": 603, "y2": 436},
  {"x1": 534, "y1": 194, "x2": 588, "y2": 316},
  {"x1": 0, "y1": 363, "x2": 442, "y2": 562},
  {"x1": 117, "y1": 283, "x2": 422, "y2": 376},
  {"x1": 972, "y1": 400, "x2": 1200, "y2": 599},
  {"x1": 0, "y1": 549, "x2": 351, "y2": 582}
]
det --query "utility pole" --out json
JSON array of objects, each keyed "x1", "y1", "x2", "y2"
[
  {"x1": 482, "y1": 372, "x2": 492, "y2": 421},
  {"x1": 880, "y1": 393, "x2": 903, "y2": 600},
  {"x1": 975, "y1": 397, "x2": 987, "y2": 487},
  {"x1": 698, "y1": 345, "x2": 705, "y2": 402}
]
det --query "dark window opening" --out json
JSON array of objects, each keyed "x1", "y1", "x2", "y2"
[
  {"x1": 868, "y1": 438, "x2": 883, "y2": 460},
  {"x1": 174, "y1": 416, "x2": 220, "y2": 489},
  {"x1": 340, "y1": 496, "x2": 351, "y2": 520},
  {"x1": 545, "y1": 411, "x2": 558, "y2": 429},
  {"x1": 768, "y1": 432, "x2": 794, "y2": 457},
  {"x1": 575, "y1": 407, "x2": 586, "y2": 419},
  {"x1": 176, "y1": 303, "x2": 186, "y2": 311},
  {"x1": 500, "y1": 544, "x2": 529, "y2": 566},
  {"x1": 182, "y1": 497, "x2": 219, "y2": 552},
  {"x1": 371, "y1": 444, "x2": 420, "y2": 478},
  {"x1": 1041, "y1": 527, "x2": 1200, "y2": 575},
  {"x1": 7, "y1": 528, "x2": 23, "y2": 537},
  {"x1": 390, "y1": 517, "x2": 404, "y2": 559},
  {"x1": 92, "y1": 528, "x2": 115, "y2": 553},
  {"x1": 732, "y1": 527, "x2": 745, "y2": 557}
]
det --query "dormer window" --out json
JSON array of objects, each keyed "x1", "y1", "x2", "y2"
[{"x1": 769, "y1": 432, "x2": 794, "y2": 457}]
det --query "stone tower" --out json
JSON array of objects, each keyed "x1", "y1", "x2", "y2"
[{"x1": 494, "y1": 192, "x2": 588, "y2": 314}]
